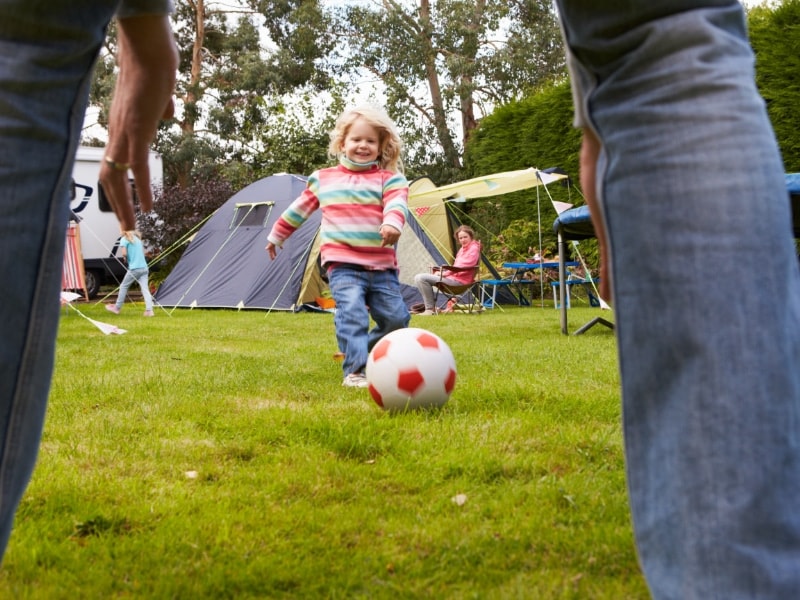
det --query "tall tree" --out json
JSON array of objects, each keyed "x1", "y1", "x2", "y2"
[
  {"x1": 88, "y1": 0, "x2": 565, "y2": 187},
  {"x1": 332, "y1": 0, "x2": 566, "y2": 179},
  {"x1": 168, "y1": 0, "x2": 342, "y2": 184},
  {"x1": 168, "y1": 0, "x2": 301, "y2": 186},
  {"x1": 88, "y1": 0, "x2": 341, "y2": 188}
]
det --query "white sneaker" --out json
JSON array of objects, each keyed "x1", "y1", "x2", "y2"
[
  {"x1": 342, "y1": 373, "x2": 369, "y2": 388},
  {"x1": 418, "y1": 309, "x2": 436, "y2": 316}
]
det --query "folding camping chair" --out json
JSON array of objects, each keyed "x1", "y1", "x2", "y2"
[{"x1": 432, "y1": 264, "x2": 482, "y2": 314}]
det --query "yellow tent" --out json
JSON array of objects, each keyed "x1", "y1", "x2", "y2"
[{"x1": 408, "y1": 167, "x2": 571, "y2": 261}]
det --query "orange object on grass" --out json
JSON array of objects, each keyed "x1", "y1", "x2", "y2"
[{"x1": 316, "y1": 297, "x2": 336, "y2": 309}]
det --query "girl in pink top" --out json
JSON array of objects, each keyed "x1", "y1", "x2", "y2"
[{"x1": 414, "y1": 225, "x2": 481, "y2": 315}]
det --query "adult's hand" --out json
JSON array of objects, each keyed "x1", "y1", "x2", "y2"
[
  {"x1": 580, "y1": 128, "x2": 612, "y2": 303},
  {"x1": 99, "y1": 13, "x2": 178, "y2": 231}
]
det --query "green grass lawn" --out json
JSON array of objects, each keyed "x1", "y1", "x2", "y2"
[{"x1": 0, "y1": 301, "x2": 649, "y2": 599}]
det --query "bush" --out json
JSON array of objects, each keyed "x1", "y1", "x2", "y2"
[{"x1": 139, "y1": 178, "x2": 234, "y2": 278}]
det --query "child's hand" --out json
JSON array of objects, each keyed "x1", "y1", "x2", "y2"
[
  {"x1": 266, "y1": 242, "x2": 277, "y2": 260},
  {"x1": 379, "y1": 225, "x2": 400, "y2": 247}
]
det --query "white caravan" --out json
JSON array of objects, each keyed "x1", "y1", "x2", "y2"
[{"x1": 70, "y1": 145, "x2": 163, "y2": 298}]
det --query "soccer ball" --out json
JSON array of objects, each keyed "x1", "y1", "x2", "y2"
[{"x1": 366, "y1": 327, "x2": 457, "y2": 412}]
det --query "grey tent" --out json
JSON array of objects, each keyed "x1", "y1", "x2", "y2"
[{"x1": 154, "y1": 173, "x2": 450, "y2": 311}]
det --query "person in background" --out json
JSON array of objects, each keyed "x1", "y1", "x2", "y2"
[
  {"x1": 266, "y1": 105, "x2": 410, "y2": 388},
  {"x1": 554, "y1": 1, "x2": 800, "y2": 597},
  {"x1": 0, "y1": 0, "x2": 177, "y2": 561},
  {"x1": 106, "y1": 229, "x2": 155, "y2": 316},
  {"x1": 413, "y1": 224, "x2": 481, "y2": 315}
]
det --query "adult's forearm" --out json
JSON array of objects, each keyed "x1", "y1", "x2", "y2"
[{"x1": 100, "y1": 14, "x2": 177, "y2": 229}]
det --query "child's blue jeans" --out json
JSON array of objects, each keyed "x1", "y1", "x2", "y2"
[{"x1": 327, "y1": 265, "x2": 410, "y2": 377}]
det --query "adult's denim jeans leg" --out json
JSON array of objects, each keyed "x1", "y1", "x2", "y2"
[
  {"x1": 559, "y1": 4, "x2": 800, "y2": 598},
  {"x1": 0, "y1": 3, "x2": 115, "y2": 558},
  {"x1": 364, "y1": 269, "x2": 409, "y2": 351},
  {"x1": 328, "y1": 267, "x2": 371, "y2": 376}
]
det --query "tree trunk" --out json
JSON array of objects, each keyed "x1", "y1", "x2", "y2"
[{"x1": 419, "y1": 0, "x2": 461, "y2": 169}]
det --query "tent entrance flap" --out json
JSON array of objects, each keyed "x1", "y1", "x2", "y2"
[{"x1": 297, "y1": 232, "x2": 327, "y2": 307}]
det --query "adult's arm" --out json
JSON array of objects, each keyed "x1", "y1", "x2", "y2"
[
  {"x1": 579, "y1": 128, "x2": 610, "y2": 301},
  {"x1": 99, "y1": 13, "x2": 178, "y2": 231}
]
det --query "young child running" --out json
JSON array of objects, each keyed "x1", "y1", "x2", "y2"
[
  {"x1": 266, "y1": 105, "x2": 410, "y2": 388},
  {"x1": 106, "y1": 230, "x2": 155, "y2": 317}
]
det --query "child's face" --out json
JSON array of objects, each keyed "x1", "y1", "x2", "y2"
[{"x1": 342, "y1": 118, "x2": 380, "y2": 164}]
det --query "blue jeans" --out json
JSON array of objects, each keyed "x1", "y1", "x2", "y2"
[
  {"x1": 116, "y1": 267, "x2": 154, "y2": 311},
  {"x1": 556, "y1": 2, "x2": 800, "y2": 598},
  {"x1": 0, "y1": 1, "x2": 120, "y2": 559},
  {"x1": 327, "y1": 266, "x2": 410, "y2": 376}
]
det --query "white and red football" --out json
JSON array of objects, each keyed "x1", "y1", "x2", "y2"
[{"x1": 366, "y1": 327, "x2": 457, "y2": 412}]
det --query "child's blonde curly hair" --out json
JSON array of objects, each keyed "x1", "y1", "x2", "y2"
[{"x1": 328, "y1": 105, "x2": 404, "y2": 173}]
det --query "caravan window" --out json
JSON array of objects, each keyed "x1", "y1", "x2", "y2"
[
  {"x1": 98, "y1": 179, "x2": 140, "y2": 212},
  {"x1": 231, "y1": 202, "x2": 274, "y2": 228}
]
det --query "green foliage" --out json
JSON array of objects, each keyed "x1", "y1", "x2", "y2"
[
  {"x1": 249, "y1": 0, "x2": 334, "y2": 92},
  {"x1": 460, "y1": 79, "x2": 593, "y2": 266},
  {"x1": 0, "y1": 306, "x2": 646, "y2": 598},
  {"x1": 465, "y1": 79, "x2": 579, "y2": 181},
  {"x1": 497, "y1": 221, "x2": 536, "y2": 266},
  {"x1": 86, "y1": 34, "x2": 118, "y2": 132},
  {"x1": 749, "y1": 0, "x2": 800, "y2": 172},
  {"x1": 484, "y1": 218, "x2": 545, "y2": 265},
  {"x1": 152, "y1": 3, "x2": 339, "y2": 187},
  {"x1": 247, "y1": 87, "x2": 347, "y2": 179},
  {"x1": 82, "y1": 0, "x2": 800, "y2": 202},
  {"x1": 156, "y1": 131, "x2": 232, "y2": 188},
  {"x1": 327, "y1": 1, "x2": 566, "y2": 170}
]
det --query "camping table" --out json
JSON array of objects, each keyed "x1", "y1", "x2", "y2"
[{"x1": 501, "y1": 261, "x2": 578, "y2": 306}]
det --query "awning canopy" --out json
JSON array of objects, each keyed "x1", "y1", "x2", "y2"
[{"x1": 408, "y1": 167, "x2": 568, "y2": 204}]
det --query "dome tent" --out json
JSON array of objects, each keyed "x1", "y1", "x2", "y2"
[{"x1": 154, "y1": 173, "x2": 451, "y2": 311}]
